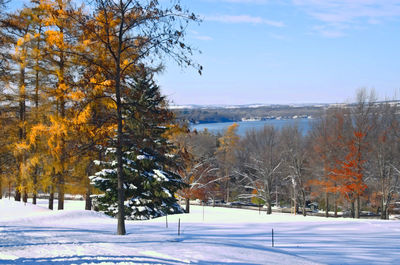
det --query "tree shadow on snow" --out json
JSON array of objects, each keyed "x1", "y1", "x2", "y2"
[{"x1": 0, "y1": 255, "x2": 260, "y2": 265}]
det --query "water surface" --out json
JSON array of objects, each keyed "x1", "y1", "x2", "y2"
[{"x1": 191, "y1": 119, "x2": 313, "y2": 136}]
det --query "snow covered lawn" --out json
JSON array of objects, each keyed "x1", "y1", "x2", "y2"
[{"x1": 1, "y1": 199, "x2": 400, "y2": 265}]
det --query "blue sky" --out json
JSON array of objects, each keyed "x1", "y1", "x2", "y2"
[
  {"x1": 156, "y1": 0, "x2": 400, "y2": 105},
  {"x1": 10, "y1": 0, "x2": 400, "y2": 105}
]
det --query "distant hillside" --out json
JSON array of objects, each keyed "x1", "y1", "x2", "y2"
[
  {"x1": 171, "y1": 100, "x2": 400, "y2": 124},
  {"x1": 172, "y1": 104, "x2": 327, "y2": 124}
]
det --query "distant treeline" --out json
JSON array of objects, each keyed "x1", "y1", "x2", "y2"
[{"x1": 173, "y1": 105, "x2": 325, "y2": 124}]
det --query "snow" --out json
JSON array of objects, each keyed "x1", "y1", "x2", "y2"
[
  {"x1": 1, "y1": 199, "x2": 400, "y2": 264},
  {"x1": 153, "y1": 169, "x2": 169, "y2": 181},
  {"x1": 162, "y1": 187, "x2": 172, "y2": 197}
]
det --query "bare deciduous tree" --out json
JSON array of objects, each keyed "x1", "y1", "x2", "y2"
[
  {"x1": 237, "y1": 126, "x2": 281, "y2": 214},
  {"x1": 281, "y1": 125, "x2": 309, "y2": 216}
]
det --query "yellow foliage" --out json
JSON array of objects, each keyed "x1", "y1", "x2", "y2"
[
  {"x1": 69, "y1": 90, "x2": 85, "y2": 101},
  {"x1": 45, "y1": 30, "x2": 66, "y2": 49},
  {"x1": 29, "y1": 124, "x2": 48, "y2": 146},
  {"x1": 20, "y1": 84, "x2": 26, "y2": 95},
  {"x1": 216, "y1": 123, "x2": 240, "y2": 166},
  {"x1": 102, "y1": 80, "x2": 113, "y2": 86},
  {"x1": 74, "y1": 105, "x2": 91, "y2": 125},
  {"x1": 16, "y1": 38, "x2": 25, "y2": 47},
  {"x1": 14, "y1": 142, "x2": 30, "y2": 155},
  {"x1": 29, "y1": 156, "x2": 40, "y2": 167}
]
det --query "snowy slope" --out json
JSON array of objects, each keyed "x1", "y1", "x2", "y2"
[{"x1": 1, "y1": 199, "x2": 400, "y2": 265}]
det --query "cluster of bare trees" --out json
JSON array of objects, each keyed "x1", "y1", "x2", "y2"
[{"x1": 177, "y1": 90, "x2": 400, "y2": 219}]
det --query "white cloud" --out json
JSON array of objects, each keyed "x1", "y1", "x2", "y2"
[
  {"x1": 293, "y1": 0, "x2": 400, "y2": 37},
  {"x1": 205, "y1": 15, "x2": 285, "y2": 27},
  {"x1": 194, "y1": 35, "x2": 214, "y2": 41},
  {"x1": 190, "y1": 30, "x2": 213, "y2": 41},
  {"x1": 312, "y1": 26, "x2": 346, "y2": 38}
]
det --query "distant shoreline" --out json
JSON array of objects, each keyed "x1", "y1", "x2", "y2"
[{"x1": 190, "y1": 116, "x2": 313, "y2": 125}]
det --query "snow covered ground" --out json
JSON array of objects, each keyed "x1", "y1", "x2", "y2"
[{"x1": 1, "y1": 199, "x2": 400, "y2": 265}]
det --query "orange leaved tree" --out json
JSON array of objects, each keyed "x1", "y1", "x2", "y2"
[{"x1": 334, "y1": 130, "x2": 367, "y2": 218}]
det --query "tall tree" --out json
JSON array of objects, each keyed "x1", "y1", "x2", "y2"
[
  {"x1": 349, "y1": 89, "x2": 375, "y2": 218},
  {"x1": 76, "y1": 0, "x2": 200, "y2": 235},
  {"x1": 281, "y1": 125, "x2": 310, "y2": 216},
  {"x1": 333, "y1": 130, "x2": 368, "y2": 218},
  {"x1": 0, "y1": 0, "x2": 10, "y2": 77},
  {"x1": 91, "y1": 69, "x2": 185, "y2": 220},
  {"x1": 40, "y1": 0, "x2": 78, "y2": 210},
  {"x1": 309, "y1": 108, "x2": 351, "y2": 217},
  {"x1": 237, "y1": 126, "x2": 281, "y2": 214},
  {"x1": 169, "y1": 128, "x2": 219, "y2": 212},
  {"x1": 370, "y1": 103, "x2": 399, "y2": 219},
  {"x1": 2, "y1": 7, "x2": 38, "y2": 202},
  {"x1": 216, "y1": 123, "x2": 240, "y2": 202}
]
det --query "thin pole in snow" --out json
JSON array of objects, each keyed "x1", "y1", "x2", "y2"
[
  {"x1": 178, "y1": 218, "x2": 181, "y2": 236},
  {"x1": 166, "y1": 214, "x2": 168, "y2": 228},
  {"x1": 272, "y1": 228, "x2": 274, "y2": 247}
]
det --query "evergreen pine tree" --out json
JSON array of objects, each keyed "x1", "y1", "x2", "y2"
[{"x1": 91, "y1": 69, "x2": 185, "y2": 220}]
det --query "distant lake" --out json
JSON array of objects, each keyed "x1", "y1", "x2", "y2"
[{"x1": 191, "y1": 118, "x2": 314, "y2": 136}]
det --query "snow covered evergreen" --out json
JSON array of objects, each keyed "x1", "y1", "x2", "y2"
[{"x1": 90, "y1": 69, "x2": 185, "y2": 220}]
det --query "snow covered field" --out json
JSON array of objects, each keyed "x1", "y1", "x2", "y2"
[{"x1": 1, "y1": 199, "x2": 400, "y2": 265}]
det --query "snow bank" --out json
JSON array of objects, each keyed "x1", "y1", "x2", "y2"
[
  {"x1": 0, "y1": 199, "x2": 111, "y2": 226},
  {"x1": 0, "y1": 199, "x2": 50, "y2": 221}
]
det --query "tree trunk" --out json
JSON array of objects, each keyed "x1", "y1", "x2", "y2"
[
  {"x1": 355, "y1": 195, "x2": 360, "y2": 219},
  {"x1": 57, "y1": 172, "x2": 64, "y2": 210},
  {"x1": 266, "y1": 197, "x2": 272, "y2": 215},
  {"x1": 302, "y1": 191, "x2": 307, "y2": 217},
  {"x1": 351, "y1": 201, "x2": 355, "y2": 218},
  {"x1": 23, "y1": 188, "x2": 28, "y2": 203},
  {"x1": 381, "y1": 206, "x2": 387, "y2": 220},
  {"x1": 16, "y1": 65, "x2": 26, "y2": 203},
  {"x1": 15, "y1": 189, "x2": 21, "y2": 201},
  {"x1": 57, "y1": 35, "x2": 66, "y2": 211},
  {"x1": 0, "y1": 179, "x2": 2, "y2": 199},
  {"x1": 325, "y1": 191, "x2": 329, "y2": 217},
  {"x1": 48, "y1": 186, "x2": 54, "y2": 210},
  {"x1": 32, "y1": 167, "x2": 38, "y2": 205},
  {"x1": 185, "y1": 198, "x2": 190, "y2": 213},
  {"x1": 85, "y1": 180, "x2": 92, "y2": 210},
  {"x1": 57, "y1": 98, "x2": 66, "y2": 211},
  {"x1": 115, "y1": 57, "x2": 126, "y2": 235},
  {"x1": 33, "y1": 28, "x2": 41, "y2": 206},
  {"x1": 380, "y1": 199, "x2": 386, "y2": 219},
  {"x1": 334, "y1": 194, "x2": 338, "y2": 218},
  {"x1": 225, "y1": 171, "x2": 230, "y2": 202},
  {"x1": 292, "y1": 185, "x2": 296, "y2": 215}
]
